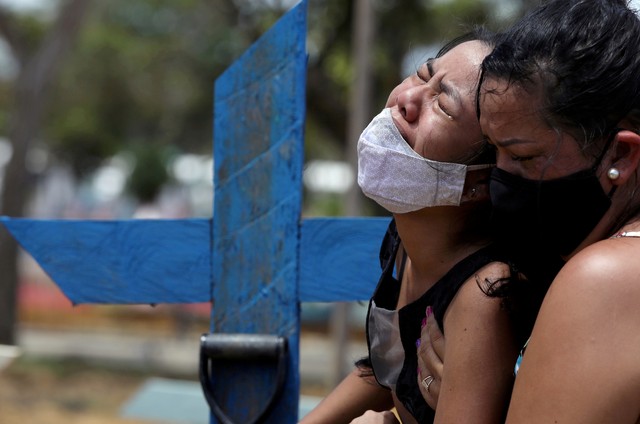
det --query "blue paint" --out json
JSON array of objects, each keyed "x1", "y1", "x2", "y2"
[
  {"x1": 0, "y1": 217, "x2": 211, "y2": 304},
  {"x1": 300, "y1": 217, "x2": 391, "y2": 302},
  {"x1": 209, "y1": 1, "x2": 307, "y2": 422},
  {"x1": 0, "y1": 215, "x2": 388, "y2": 305}
]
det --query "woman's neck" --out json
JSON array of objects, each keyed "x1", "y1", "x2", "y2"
[
  {"x1": 567, "y1": 186, "x2": 640, "y2": 260},
  {"x1": 394, "y1": 205, "x2": 490, "y2": 293}
]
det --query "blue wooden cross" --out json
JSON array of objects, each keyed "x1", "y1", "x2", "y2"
[{"x1": 1, "y1": 1, "x2": 389, "y2": 422}]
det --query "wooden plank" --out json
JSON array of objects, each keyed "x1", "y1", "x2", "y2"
[
  {"x1": 0, "y1": 217, "x2": 211, "y2": 304},
  {"x1": 0, "y1": 215, "x2": 388, "y2": 306},
  {"x1": 299, "y1": 217, "x2": 390, "y2": 302},
  {"x1": 208, "y1": 1, "x2": 307, "y2": 423},
  {"x1": 0, "y1": 216, "x2": 388, "y2": 305}
]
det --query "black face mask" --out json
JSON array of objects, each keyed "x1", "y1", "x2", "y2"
[{"x1": 489, "y1": 166, "x2": 612, "y2": 257}]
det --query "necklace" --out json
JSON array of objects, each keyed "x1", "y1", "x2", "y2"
[{"x1": 611, "y1": 231, "x2": 640, "y2": 238}]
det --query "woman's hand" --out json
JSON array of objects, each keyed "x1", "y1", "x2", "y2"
[
  {"x1": 349, "y1": 410, "x2": 400, "y2": 424},
  {"x1": 416, "y1": 306, "x2": 445, "y2": 409}
]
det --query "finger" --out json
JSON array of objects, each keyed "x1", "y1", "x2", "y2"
[
  {"x1": 419, "y1": 319, "x2": 444, "y2": 382},
  {"x1": 417, "y1": 350, "x2": 439, "y2": 409},
  {"x1": 349, "y1": 410, "x2": 399, "y2": 424},
  {"x1": 425, "y1": 309, "x2": 445, "y2": 361},
  {"x1": 378, "y1": 411, "x2": 399, "y2": 424}
]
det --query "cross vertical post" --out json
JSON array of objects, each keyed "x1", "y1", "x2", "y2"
[{"x1": 204, "y1": 2, "x2": 307, "y2": 422}]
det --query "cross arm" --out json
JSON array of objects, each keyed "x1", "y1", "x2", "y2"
[{"x1": 1, "y1": 216, "x2": 390, "y2": 305}]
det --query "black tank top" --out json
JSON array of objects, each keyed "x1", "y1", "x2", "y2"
[{"x1": 366, "y1": 220, "x2": 516, "y2": 423}]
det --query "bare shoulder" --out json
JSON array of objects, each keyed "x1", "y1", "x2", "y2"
[
  {"x1": 444, "y1": 261, "x2": 511, "y2": 322},
  {"x1": 507, "y1": 238, "x2": 640, "y2": 423},
  {"x1": 436, "y1": 261, "x2": 518, "y2": 424},
  {"x1": 475, "y1": 260, "x2": 512, "y2": 281},
  {"x1": 536, "y1": 237, "x2": 640, "y2": 347},
  {"x1": 550, "y1": 237, "x2": 640, "y2": 303},
  {"x1": 534, "y1": 237, "x2": 640, "y2": 338}
]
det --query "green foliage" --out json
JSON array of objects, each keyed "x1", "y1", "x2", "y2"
[
  {"x1": 9, "y1": 13, "x2": 48, "y2": 56},
  {"x1": 46, "y1": 0, "x2": 256, "y2": 180},
  {"x1": 125, "y1": 144, "x2": 171, "y2": 203}
]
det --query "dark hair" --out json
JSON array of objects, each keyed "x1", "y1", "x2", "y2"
[
  {"x1": 480, "y1": 0, "x2": 640, "y2": 154},
  {"x1": 354, "y1": 356, "x2": 375, "y2": 378},
  {"x1": 479, "y1": 248, "x2": 564, "y2": 347},
  {"x1": 436, "y1": 26, "x2": 498, "y2": 59}
]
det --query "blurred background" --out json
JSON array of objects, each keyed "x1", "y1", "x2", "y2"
[{"x1": 0, "y1": 0, "x2": 604, "y2": 422}]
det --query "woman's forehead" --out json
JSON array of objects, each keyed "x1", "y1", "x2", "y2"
[
  {"x1": 481, "y1": 77, "x2": 544, "y2": 117},
  {"x1": 438, "y1": 40, "x2": 491, "y2": 69},
  {"x1": 436, "y1": 41, "x2": 492, "y2": 96}
]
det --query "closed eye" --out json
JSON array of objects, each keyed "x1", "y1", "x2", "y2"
[
  {"x1": 482, "y1": 138, "x2": 535, "y2": 162},
  {"x1": 435, "y1": 95, "x2": 452, "y2": 118},
  {"x1": 510, "y1": 155, "x2": 535, "y2": 162}
]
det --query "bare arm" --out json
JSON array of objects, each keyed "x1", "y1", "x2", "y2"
[
  {"x1": 300, "y1": 368, "x2": 394, "y2": 424},
  {"x1": 431, "y1": 263, "x2": 519, "y2": 424},
  {"x1": 506, "y1": 242, "x2": 640, "y2": 424}
]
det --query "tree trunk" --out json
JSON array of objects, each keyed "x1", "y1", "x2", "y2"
[
  {"x1": 0, "y1": 0, "x2": 91, "y2": 345},
  {"x1": 330, "y1": 0, "x2": 375, "y2": 386}
]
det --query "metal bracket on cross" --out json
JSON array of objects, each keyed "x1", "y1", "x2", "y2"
[
  {"x1": 0, "y1": 1, "x2": 390, "y2": 422},
  {"x1": 199, "y1": 333, "x2": 289, "y2": 424}
]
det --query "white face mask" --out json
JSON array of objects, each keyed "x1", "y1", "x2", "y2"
[{"x1": 357, "y1": 108, "x2": 492, "y2": 214}]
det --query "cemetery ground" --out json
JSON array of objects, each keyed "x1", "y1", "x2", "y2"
[
  {"x1": 1, "y1": 356, "x2": 150, "y2": 424},
  {"x1": 1, "y1": 264, "x2": 367, "y2": 423},
  {"x1": 1, "y1": 284, "x2": 208, "y2": 424}
]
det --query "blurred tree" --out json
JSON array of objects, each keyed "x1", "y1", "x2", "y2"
[
  {"x1": 0, "y1": 0, "x2": 92, "y2": 344},
  {"x1": 48, "y1": 0, "x2": 256, "y2": 176},
  {"x1": 126, "y1": 144, "x2": 171, "y2": 203},
  {"x1": 0, "y1": 0, "x2": 536, "y2": 344}
]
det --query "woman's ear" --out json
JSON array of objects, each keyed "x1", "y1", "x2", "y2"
[
  {"x1": 607, "y1": 130, "x2": 640, "y2": 186},
  {"x1": 460, "y1": 166, "x2": 493, "y2": 203}
]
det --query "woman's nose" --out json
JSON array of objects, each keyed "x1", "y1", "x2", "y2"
[{"x1": 396, "y1": 84, "x2": 431, "y2": 123}]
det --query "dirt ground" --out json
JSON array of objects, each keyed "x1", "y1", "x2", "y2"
[
  {"x1": 2, "y1": 277, "x2": 343, "y2": 423},
  {"x1": 0, "y1": 356, "x2": 154, "y2": 424},
  {"x1": 2, "y1": 281, "x2": 205, "y2": 424}
]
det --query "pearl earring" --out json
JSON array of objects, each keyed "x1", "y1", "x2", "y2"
[{"x1": 607, "y1": 167, "x2": 620, "y2": 180}]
